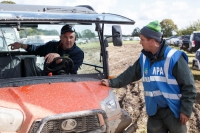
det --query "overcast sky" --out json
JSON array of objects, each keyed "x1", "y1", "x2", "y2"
[{"x1": 9, "y1": 0, "x2": 200, "y2": 35}]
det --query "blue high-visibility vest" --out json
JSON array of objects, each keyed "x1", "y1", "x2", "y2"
[{"x1": 139, "y1": 46, "x2": 188, "y2": 118}]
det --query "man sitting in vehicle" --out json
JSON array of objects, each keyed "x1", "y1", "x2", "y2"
[{"x1": 9, "y1": 24, "x2": 84, "y2": 75}]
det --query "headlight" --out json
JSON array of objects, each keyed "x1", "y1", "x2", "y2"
[
  {"x1": 106, "y1": 99, "x2": 117, "y2": 109},
  {"x1": 0, "y1": 107, "x2": 23, "y2": 132},
  {"x1": 101, "y1": 90, "x2": 121, "y2": 118}
]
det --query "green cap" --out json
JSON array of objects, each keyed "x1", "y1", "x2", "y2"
[
  {"x1": 146, "y1": 20, "x2": 161, "y2": 32},
  {"x1": 140, "y1": 20, "x2": 162, "y2": 42}
]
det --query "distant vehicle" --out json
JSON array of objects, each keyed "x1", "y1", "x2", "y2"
[
  {"x1": 76, "y1": 38, "x2": 87, "y2": 44},
  {"x1": 165, "y1": 36, "x2": 179, "y2": 45},
  {"x1": 192, "y1": 48, "x2": 200, "y2": 70},
  {"x1": 131, "y1": 36, "x2": 140, "y2": 41},
  {"x1": 0, "y1": 27, "x2": 20, "y2": 51},
  {"x1": 188, "y1": 31, "x2": 200, "y2": 53},
  {"x1": 124, "y1": 37, "x2": 130, "y2": 41},
  {"x1": 173, "y1": 36, "x2": 182, "y2": 47},
  {"x1": 25, "y1": 35, "x2": 59, "y2": 44},
  {"x1": 82, "y1": 38, "x2": 90, "y2": 43},
  {"x1": 122, "y1": 37, "x2": 129, "y2": 41},
  {"x1": 179, "y1": 35, "x2": 190, "y2": 49}
]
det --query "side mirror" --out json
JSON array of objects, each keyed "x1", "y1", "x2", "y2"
[{"x1": 112, "y1": 25, "x2": 122, "y2": 46}]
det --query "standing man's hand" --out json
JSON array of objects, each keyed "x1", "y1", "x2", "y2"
[
  {"x1": 101, "y1": 79, "x2": 109, "y2": 86},
  {"x1": 45, "y1": 53, "x2": 61, "y2": 64},
  {"x1": 180, "y1": 113, "x2": 189, "y2": 125},
  {"x1": 8, "y1": 42, "x2": 23, "y2": 50}
]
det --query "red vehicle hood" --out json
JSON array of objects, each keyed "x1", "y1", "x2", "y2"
[{"x1": 0, "y1": 81, "x2": 109, "y2": 118}]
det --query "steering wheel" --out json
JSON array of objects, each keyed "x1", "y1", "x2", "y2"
[{"x1": 44, "y1": 57, "x2": 74, "y2": 75}]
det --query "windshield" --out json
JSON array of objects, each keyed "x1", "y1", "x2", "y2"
[
  {"x1": 0, "y1": 24, "x2": 103, "y2": 75},
  {"x1": 0, "y1": 4, "x2": 136, "y2": 83}
]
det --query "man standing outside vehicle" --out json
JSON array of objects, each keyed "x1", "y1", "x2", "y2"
[
  {"x1": 101, "y1": 21, "x2": 196, "y2": 133},
  {"x1": 9, "y1": 24, "x2": 84, "y2": 75}
]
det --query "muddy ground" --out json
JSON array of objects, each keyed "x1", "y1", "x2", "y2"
[{"x1": 106, "y1": 43, "x2": 200, "y2": 133}]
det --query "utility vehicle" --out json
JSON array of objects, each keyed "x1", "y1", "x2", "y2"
[{"x1": 0, "y1": 4, "x2": 135, "y2": 133}]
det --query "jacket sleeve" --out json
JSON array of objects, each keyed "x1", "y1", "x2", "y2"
[
  {"x1": 172, "y1": 55, "x2": 196, "y2": 117},
  {"x1": 109, "y1": 59, "x2": 142, "y2": 88},
  {"x1": 26, "y1": 43, "x2": 50, "y2": 56}
]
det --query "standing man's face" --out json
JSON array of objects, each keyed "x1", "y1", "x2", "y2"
[
  {"x1": 60, "y1": 32, "x2": 76, "y2": 50},
  {"x1": 139, "y1": 34, "x2": 152, "y2": 52}
]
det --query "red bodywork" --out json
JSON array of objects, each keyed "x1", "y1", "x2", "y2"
[{"x1": 0, "y1": 81, "x2": 109, "y2": 133}]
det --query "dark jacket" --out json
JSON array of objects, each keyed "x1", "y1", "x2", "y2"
[
  {"x1": 109, "y1": 40, "x2": 196, "y2": 117},
  {"x1": 26, "y1": 41, "x2": 84, "y2": 74}
]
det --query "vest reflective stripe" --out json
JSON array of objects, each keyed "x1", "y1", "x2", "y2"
[
  {"x1": 150, "y1": 76, "x2": 166, "y2": 82},
  {"x1": 143, "y1": 76, "x2": 178, "y2": 84},
  {"x1": 144, "y1": 90, "x2": 162, "y2": 97},
  {"x1": 143, "y1": 77, "x2": 150, "y2": 82},
  {"x1": 164, "y1": 49, "x2": 178, "y2": 85},
  {"x1": 142, "y1": 55, "x2": 146, "y2": 78},
  {"x1": 142, "y1": 49, "x2": 178, "y2": 85},
  {"x1": 144, "y1": 90, "x2": 182, "y2": 100}
]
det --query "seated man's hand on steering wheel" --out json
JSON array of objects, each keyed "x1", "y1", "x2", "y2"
[
  {"x1": 45, "y1": 53, "x2": 62, "y2": 64},
  {"x1": 44, "y1": 56, "x2": 74, "y2": 75}
]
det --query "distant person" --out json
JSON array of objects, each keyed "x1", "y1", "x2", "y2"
[
  {"x1": 9, "y1": 24, "x2": 84, "y2": 75},
  {"x1": 101, "y1": 21, "x2": 196, "y2": 133}
]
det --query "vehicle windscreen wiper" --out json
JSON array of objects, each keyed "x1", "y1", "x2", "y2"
[{"x1": 82, "y1": 62, "x2": 103, "y2": 74}]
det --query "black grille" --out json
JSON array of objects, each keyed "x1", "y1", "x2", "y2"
[{"x1": 29, "y1": 115, "x2": 101, "y2": 133}]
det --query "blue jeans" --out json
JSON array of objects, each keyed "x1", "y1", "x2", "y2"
[{"x1": 147, "y1": 107, "x2": 187, "y2": 133}]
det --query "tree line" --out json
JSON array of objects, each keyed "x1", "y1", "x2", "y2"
[
  {"x1": 19, "y1": 29, "x2": 59, "y2": 38},
  {"x1": 132, "y1": 19, "x2": 200, "y2": 38}
]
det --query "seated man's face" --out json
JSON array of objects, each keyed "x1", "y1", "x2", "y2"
[{"x1": 60, "y1": 32, "x2": 76, "y2": 50}]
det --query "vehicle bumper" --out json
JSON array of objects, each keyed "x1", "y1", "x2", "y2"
[
  {"x1": 181, "y1": 43, "x2": 189, "y2": 49},
  {"x1": 106, "y1": 109, "x2": 132, "y2": 133},
  {"x1": 17, "y1": 109, "x2": 132, "y2": 133},
  {"x1": 188, "y1": 43, "x2": 200, "y2": 53}
]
